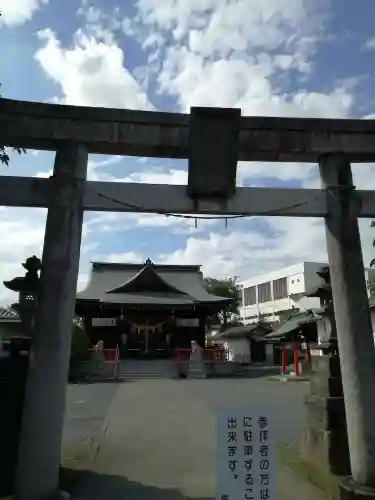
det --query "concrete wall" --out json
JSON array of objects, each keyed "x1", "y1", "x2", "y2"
[
  {"x1": 239, "y1": 262, "x2": 375, "y2": 325},
  {"x1": 239, "y1": 262, "x2": 324, "y2": 324},
  {"x1": 214, "y1": 338, "x2": 251, "y2": 364}
]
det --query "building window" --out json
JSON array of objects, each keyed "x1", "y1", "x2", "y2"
[
  {"x1": 244, "y1": 286, "x2": 256, "y2": 306},
  {"x1": 257, "y1": 282, "x2": 272, "y2": 303},
  {"x1": 273, "y1": 277, "x2": 288, "y2": 300},
  {"x1": 238, "y1": 294, "x2": 243, "y2": 307}
]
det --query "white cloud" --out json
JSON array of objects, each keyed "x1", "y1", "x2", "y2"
[
  {"x1": 0, "y1": 209, "x2": 46, "y2": 303},
  {"x1": 156, "y1": 45, "x2": 353, "y2": 116},
  {"x1": 0, "y1": 208, "x2": 100, "y2": 303},
  {"x1": 135, "y1": 0, "x2": 327, "y2": 53},
  {"x1": 117, "y1": 168, "x2": 187, "y2": 185},
  {"x1": 364, "y1": 38, "x2": 375, "y2": 51},
  {"x1": 95, "y1": 251, "x2": 145, "y2": 263},
  {"x1": 0, "y1": 0, "x2": 47, "y2": 26},
  {"x1": 161, "y1": 217, "x2": 375, "y2": 281},
  {"x1": 35, "y1": 28, "x2": 152, "y2": 109},
  {"x1": 133, "y1": 0, "x2": 353, "y2": 189},
  {"x1": 128, "y1": 0, "x2": 373, "y2": 280}
]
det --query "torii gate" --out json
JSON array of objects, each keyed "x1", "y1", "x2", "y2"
[{"x1": 2, "y1": 101, "x2": 375, "y2": 499}]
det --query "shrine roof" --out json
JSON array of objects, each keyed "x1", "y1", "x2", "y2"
[
  {"x1": 0, "y1": 306, "x2": 20, "y2": 322},
  {"x1": 76, "y1": 260, "x2": 232, "y2": 306},
  {"x1": 265, "y1": 310, "x2": 321, "y2": 341}
]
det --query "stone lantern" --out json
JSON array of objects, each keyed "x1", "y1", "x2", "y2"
[
  {"x1": 3, "y1": 255, "x2": 42, "y2": 335},
  {"x1": 305, "y1": 265, "x2": 338, "y2": 355},
  {"x1": 302, "y1": 265, "x2": 350, "y2": 477},
  {"x1": 0, "y1": 256, "x2": 41, "y2": 497}
]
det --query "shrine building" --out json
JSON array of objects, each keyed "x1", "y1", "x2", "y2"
[{"x1": 75, "y1": 259, "x2": 232, "y2": 358}]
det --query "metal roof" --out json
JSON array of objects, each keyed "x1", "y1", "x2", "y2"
[
  {"x1": 0, "y1": 305, "x2": 20, "y2": 322},
  {"x1": 265, "y1": 310, "x2": 321, "y2": 340},
  {"x1": 216, "y1": 323, "x2": 273, "y2": 340},
  {"x1": 76, "y1": 261, "x2": 232, "y2": 306}
]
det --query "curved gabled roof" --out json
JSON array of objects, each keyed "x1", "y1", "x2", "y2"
[
  {"x1": 77, "y1": 260, "x2": 232, "y2": 306},
  {"x1": 106, "y1": 262, "x2": 187, "y2": 296}
]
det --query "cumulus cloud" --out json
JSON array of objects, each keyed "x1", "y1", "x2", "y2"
[
  {"x1": 0, "y1": 0, "x2": 47, "y2": 26},
  {"x1": 161, "y1": 217, "x2": 375, "y2": 282},
  {"x1": 35, "y1": 28, "x2": 152, "y2": 109}
]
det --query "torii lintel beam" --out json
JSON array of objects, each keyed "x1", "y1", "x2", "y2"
[
  {"x1": 2, "y1": 99, "x2": 375, "y2": 162},
  {"x1": 2, "y1": 176, "x2": 375, "y2": 217}
]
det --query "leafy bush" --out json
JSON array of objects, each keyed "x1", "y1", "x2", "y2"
[{"x1": 69, "y1": 324, "x2": 90, "y2": 379}]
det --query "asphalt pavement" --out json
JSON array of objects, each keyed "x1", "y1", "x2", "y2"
[
  {"x1": 65, "y1": 361, "x2": 322, "y2": 500},
  {"x1": 62, "y1": 382, "x2": 119, "y2": 457}
]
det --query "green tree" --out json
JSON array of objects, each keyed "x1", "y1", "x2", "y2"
[
  {"x1": 69, "y1": 323, "x2": 90, "y2": 380},
  {"x1": 0, "y1": 84, "x2": 25, "y2": 165},
  {"x1": 204, "y1": 276, "x2": 241, "y2": 329},
  {"x1": 0, "y1": 144, "x2": 24, "y2": 166},
  {"x1": 0, "y1": 15, "x2": 25, "y2": 166}
]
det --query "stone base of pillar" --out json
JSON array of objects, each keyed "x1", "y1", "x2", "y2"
[
  {"x1": 339, "y1": 477, "x2": 375, "y2": 499},
  {"x1": 301, "y1": 355, "x2": 350, "y2": 476},
  {"x1": 1, "y1": 489, "x2": 71, "y2": 500},
  {"x1": 42, "y1": 488, "x2": 70, "y2": 500}
]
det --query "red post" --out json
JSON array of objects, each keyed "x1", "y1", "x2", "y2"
[
  {"x1": 114, "y1": 345, "x2": 119, "y2": 380},
  {"x1": 293, "y1": 342, "x2": 300, "y2": 376},
  {"x1": 281, "y1": 343, "x2": 287, "y2": 375}
]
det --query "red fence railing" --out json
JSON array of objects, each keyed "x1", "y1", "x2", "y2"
[
  {"x1": 174, "y1": 347, "x2": 229, "y2": 370},
  {"x1": 87, "y1": 345, "x2": 120, "y2": 379}
]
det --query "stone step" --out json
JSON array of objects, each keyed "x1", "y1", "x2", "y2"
[{"x1": 187, "y1": 360, "x2": 207, "y2": 378}]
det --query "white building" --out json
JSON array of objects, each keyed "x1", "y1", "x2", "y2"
[{"x1": 239, "y1": 262, "x2": 375, "y2": 325}]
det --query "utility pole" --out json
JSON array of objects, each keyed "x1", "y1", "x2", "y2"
[
  {"x1": 320, "y1": 152, "x2": 375, "y2": 497},
  {"x1": 15, "y1": 142, "x2": 88, "y2": 500}
]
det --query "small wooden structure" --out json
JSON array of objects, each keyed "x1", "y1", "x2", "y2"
[
  {"x1": 209, "y1": 322, "x2": 272, "y2": 364},
  {"x1": 265, "y1": 310, "x2": 320, "y2": 376}
]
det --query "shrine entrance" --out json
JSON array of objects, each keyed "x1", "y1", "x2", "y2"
[
  {"x1": 2, "y1": 98, "x2": 375, "y2": 499},
  {"x1": 123, "y1": 327, "x2": 171, "y2": 358}
]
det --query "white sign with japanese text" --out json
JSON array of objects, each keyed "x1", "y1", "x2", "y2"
[
  {"x1": 216, "y1": 408, "x2": 276, "y2": 500},
  {"x1": 176, "y1": 318, "x2": 200, "y2": 327},
  {"x1": 92, "y1": 317, "x2": 117, "y2": 327}
]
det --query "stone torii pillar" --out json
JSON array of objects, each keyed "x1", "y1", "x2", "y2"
[
  {"x1": 15, "y1": 142, "x2": 88, "y2": 500},
  {"x1": 319, "y1": 152, "x2": 375, "y2": 498}
]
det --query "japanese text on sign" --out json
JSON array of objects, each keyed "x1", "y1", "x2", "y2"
[{"x1": 216, "y1": 408, "x2": 275, "y2": 500}]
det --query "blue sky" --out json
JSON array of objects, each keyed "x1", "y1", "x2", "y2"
[{"x1": 1, "y1": 0, "x2": 375, "y2": 302}]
